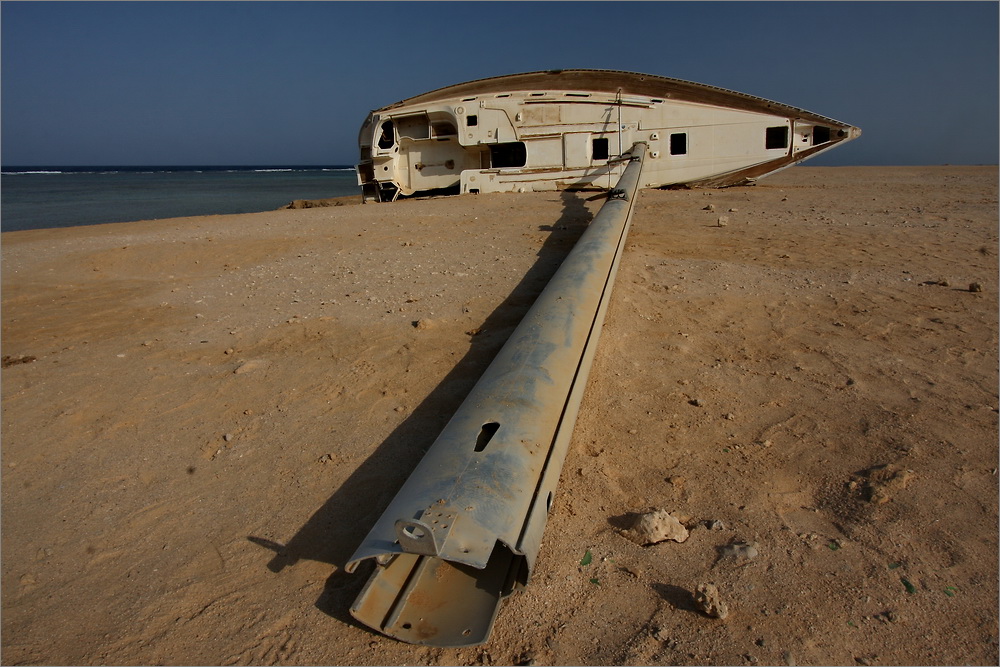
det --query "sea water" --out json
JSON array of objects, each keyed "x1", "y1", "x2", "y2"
[{"x1": 0, "y1": 166, "x2": 361, "y2": 232}]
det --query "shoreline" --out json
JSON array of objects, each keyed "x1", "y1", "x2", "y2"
[
  {"x1": 0, "y1": 167, "x2": 361, "y2": 234},
  {"x1": 2, "y1": 165, "x2": 996, "y2": 239},
  {"x1": 281, "y1": 193, "x2": 363, "y2": 209}
]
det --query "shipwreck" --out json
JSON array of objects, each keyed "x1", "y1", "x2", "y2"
[
  {"x1": 355, "y1": 68, "x2": 860, "y2": 202},
  {"x1": 345, "y1": 71, "x2": 859, "y2": 647}
]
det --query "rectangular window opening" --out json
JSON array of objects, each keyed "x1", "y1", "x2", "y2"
[
  {"x1": 766, "y1": 126, "x2": 789, "y2": 150},
  {"x1": 488, "y1": 142, "x2": 527, "y2": 168},
  {"x1": 592, "y1": 137, "x2": 609, "y2": 161},
  {"x1": 669, "y1": 133, "x2": 687, "y2": 155},
  {"x1": 812, "y1": 126, "x2": 832, "y2": 145},
  {"x1": 466, "y1": 115, "x2": 478, "y2": 127}
]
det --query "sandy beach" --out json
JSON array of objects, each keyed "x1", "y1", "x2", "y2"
[{"x1": 2, "y1": 166, "x2": 997, "y2": 665}]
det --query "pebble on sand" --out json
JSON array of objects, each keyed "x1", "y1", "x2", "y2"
[
  {"x1": 857, "y1": 464, "x2": 915, "y2": 504},
  {"x1": 694, "y1": 582, "x2": 730, "y2": 619}
]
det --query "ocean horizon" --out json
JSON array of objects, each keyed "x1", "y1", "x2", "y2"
[{"x1": 1, "y1": 165, "x2": 361, "y2": 232}]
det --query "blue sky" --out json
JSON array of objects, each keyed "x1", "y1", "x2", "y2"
[{"x1": 2, "y1": 1, "x2": 997, "y2": 166}]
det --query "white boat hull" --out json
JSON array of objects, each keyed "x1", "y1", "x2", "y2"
[{"x1": 356, "y1": 69, "x2": 860, "y2": 202}]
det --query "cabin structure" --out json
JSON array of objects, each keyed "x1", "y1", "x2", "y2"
[{"x1": 355, "y1": 69, "x2": 860, "y2": 202}]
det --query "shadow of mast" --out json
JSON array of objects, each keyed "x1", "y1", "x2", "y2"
[{"x1": 248, "y1": 192, "x2": 597, "y2": 614}]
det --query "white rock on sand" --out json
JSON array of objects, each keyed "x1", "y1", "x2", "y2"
[
  {"x1": 622, "y1": 509, "x2": 689, "y2": 545},
  {"x1": 694, "y1": 582, "x2": 730, "y2": 619}
]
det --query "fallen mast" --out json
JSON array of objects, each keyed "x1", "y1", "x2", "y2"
[{"x1": 346, "y1": 142, "x2": 648, "y2": 646}]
